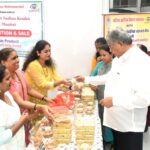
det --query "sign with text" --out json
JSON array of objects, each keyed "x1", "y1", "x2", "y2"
[
  {"x1": 104, "y1": 13, "x2": 150, "y2": 51},
  {"x1": 0, "y1": 1, "x2": 43, "y2": 57}
]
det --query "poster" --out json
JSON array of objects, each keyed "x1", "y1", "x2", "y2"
[
  {"x1": 0, "y1": 1, "x2": 43, "y2": 57},
  {"x1": 104, "y1": 13, "x2": 150, "y2": 51}
]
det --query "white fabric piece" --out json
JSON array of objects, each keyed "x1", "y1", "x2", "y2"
[{"x1": 0, "y1": 91, "x2": 25, "y2": 150}]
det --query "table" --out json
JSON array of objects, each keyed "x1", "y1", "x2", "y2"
[{"x1": 26, "y1": 101, "x2": 103, "y2": 150}]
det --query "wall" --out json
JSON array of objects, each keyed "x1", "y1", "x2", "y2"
[{"x1": 43, "y1": 0, "x2": 105, "y2": 78}]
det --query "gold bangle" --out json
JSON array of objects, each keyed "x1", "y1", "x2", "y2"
[{"x1": 41, "y1": 96, "x2": 46, "y2": 100}]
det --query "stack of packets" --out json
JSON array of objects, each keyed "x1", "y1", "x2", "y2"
[
  {"x1": 74, "y1": 100, "x2": 95, "y2": 115},
  {"x1": 75, "y1": 116, "x2": 95, "y2": 149},
  {"x1": 74, "y1": 84, "x2": 95, "y2": 115},
  {"x1": 30, "y1": 114, "x2": 73, "y2": 149},
  {"x1": 30, "y1": 117, "x2": 56, "y2": 149},
  {"x1": 53, "y1": 115, "x2": 73, "y2": 146},
  {"x1": 81, "y1": 84, "x2": 95, "y2": 101}
]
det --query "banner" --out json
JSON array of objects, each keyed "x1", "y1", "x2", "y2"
[
  {"x1": 104, "y1": 13, "x2": 150, "y2": 51},
  {"x1": 0, "y1": 1, "x2": 43, "y2": 57}
]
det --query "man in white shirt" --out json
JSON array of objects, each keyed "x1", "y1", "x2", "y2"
[{"x1": 77, "y1": 28, "x2": 150, "y2": 150}]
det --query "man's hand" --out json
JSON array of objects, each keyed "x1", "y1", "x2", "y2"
[
  {"x1": 90, "y1": 84, "x2": 97, "y2": 91},
  {"x1": 75, "y1": 75, "x2": 85, "y2": 82},
  {"x1": 99, "y1": 97, "x2": 113, "y2": 108}
]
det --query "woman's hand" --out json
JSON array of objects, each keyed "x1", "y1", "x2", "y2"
[
  {"x1": 19, "y1": 112, "x2": 29, "y2": 123},
  {"x1": 44, "y1": 97, "x2": 54, "y2": 103},
  {"x1": 97, "y1": 56, "x2": 101, "y2": 62},
  {"x1": 54, "y1": 79, "x2": 71, "y2": 87},
  {"x1": 61, "y1": 79, "x2": 71, "y2": 85},
  {"x1": 11, "y1": 111, "x2": 38, "y2": 136},
  {"x1": 38, "y1": 105, "x2": 54, "y2": 120},
  {"x1": 20, "y1": 111, "x2": 39, "y2": 122}
]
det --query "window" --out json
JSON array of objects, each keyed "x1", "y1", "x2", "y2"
[
  {"x1": 141, "y1": 0, "x2": 150, "y2": 6},
  {"x1": 113, "y1": 0, "x2": 137, "y2": 8}
]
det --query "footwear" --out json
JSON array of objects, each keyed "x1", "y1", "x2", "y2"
[
  {"x1": 110, "y1": 144, "x2": 114, "y2": 150},
  {"x1": 104, "y1": 142, "x2": 113, "y2": 150}
]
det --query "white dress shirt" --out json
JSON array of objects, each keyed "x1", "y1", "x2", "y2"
[{"x1": 85, "y1": 45, "x2": 150, "y2": 132}]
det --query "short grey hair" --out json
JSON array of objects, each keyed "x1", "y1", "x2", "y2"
[{"x1": 107, "y1": 27, "x2": 132, "y2": 45}]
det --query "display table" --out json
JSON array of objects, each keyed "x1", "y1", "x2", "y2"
[{"x1": 26, "y1": 101, "x2": 103, "y2": 150}]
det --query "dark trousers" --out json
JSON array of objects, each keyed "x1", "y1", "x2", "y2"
[{"x1": 113, "y1": 130, "x2": 143, "y2": 150}]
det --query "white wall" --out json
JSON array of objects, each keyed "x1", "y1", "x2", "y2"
[{"x1": 43, "y1": 0, "x2": 105, "y2": 78}]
